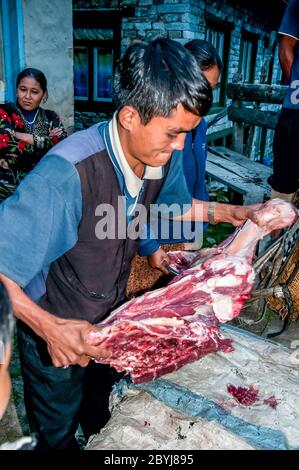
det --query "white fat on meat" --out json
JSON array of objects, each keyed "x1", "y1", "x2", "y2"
[
  {"x1": 211, "y1": 293, "x2": 234, "y2": 322},
  {"x1": 141, "y1": 317, "x2": 185, "y2": 326}
]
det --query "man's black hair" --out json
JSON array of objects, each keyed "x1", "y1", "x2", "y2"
[
  {"x1": 185, "y1": 39, "x2": 223, "y2": 73},
  {"x1": 0, "y1": 281, "x2": 13, "y2": 356},
  {"x1": 114, "y1": 37, "x2": 212, "y2": 125}
]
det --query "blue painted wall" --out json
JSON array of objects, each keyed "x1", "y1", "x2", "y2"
[{"x1": 1, "y1": 0, "x2": 25, "y2": 102}]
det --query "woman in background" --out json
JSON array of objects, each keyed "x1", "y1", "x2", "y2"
[{"x1": 0, "y1": 67, "x2": 67, "y2": 201}]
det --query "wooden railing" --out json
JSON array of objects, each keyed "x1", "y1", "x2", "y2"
[{"x1": 226, "y1": 83, "x2": 288, "y2": 154}]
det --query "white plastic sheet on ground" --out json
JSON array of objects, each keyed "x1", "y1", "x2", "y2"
[{"x1": 86, "y1": 325, "x2": 299, "y2": 450}]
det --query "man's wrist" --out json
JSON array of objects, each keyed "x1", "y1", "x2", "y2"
[{"x1": 208, "y1": 201, "x2": 217, "y2": 224}]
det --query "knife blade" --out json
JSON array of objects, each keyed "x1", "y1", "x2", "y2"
[{"x1": 162, "y1": 261, "x2": 180, "y2": 276}]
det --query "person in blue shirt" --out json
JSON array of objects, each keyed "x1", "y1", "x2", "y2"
[
  {"x1": 127, "y1": 40, "x2": 222, "y2": 296},
  {"x1": 0, "y1": 37, "x2": 266, "y2": 450},
  {"x1": 268, "y1": 0, "x2": 299, "y2": 202}
]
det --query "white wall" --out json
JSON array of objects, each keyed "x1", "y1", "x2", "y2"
[{"x1": 22, "y1": 0, "x2": 74, "y2": 132}]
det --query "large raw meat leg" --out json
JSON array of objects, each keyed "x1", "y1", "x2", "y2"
[{"x1": 87, "y1": 199, "x2": 298, "y2": 383}]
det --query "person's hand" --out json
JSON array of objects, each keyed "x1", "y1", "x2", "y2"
[
  {"x1": 42, "y1": 317, "x2": 110, "y2": 368},
  {"x1": 13, "y1": 131, "x2": 33, "y2": 145},
  {"x1": 5, "y1": 128, "x2": 33, "y2": 144},
  {"x1": 148, "y1": 247, "x2": 170, "y2": 274},
  {"x1": 5, "y1": 128, "x2": 16, "y2": 138},
  {"x1": 230, "y1": 200, "x2": 298, "y2": 232},
  {"x1": 49, "y1": 127, "x2": 64, "y2": 137},
  {"x1": 228, "y1": 204, "x2": 262, "y2": 227}
]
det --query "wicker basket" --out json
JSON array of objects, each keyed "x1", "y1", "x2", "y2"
[{"x1": 266, "y1": 239, "x2": 299, "y2": 320}]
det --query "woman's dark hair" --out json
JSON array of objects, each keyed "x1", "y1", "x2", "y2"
[
  {"x1": 114, "y1": 37, "x2": 212, "y2": 124},
  {"x1": 185, "y1": 39, "x2": 223, "y2": 73},
  {"x1": 0, "y1": 281, "x2": 14, "y2": 355},
  {"x1": 16, "y1": 68, "x2": 48, "y2": 93}
]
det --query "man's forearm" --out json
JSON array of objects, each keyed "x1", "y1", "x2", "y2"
[
  {"x1": 0, "y1": 274, "x2": 109, "y2": 367},
  {"x1": 177, "y1": 199, "x2": 258, "y2": 227},
  {"x1": 0, "y1": 273, "x2": 56, "y2": 340},
  {"x1": 279, "y1": 48, "x2": 294, "y2": 81},
  {"x1": 279, "y1": 36, "x2": 298, "y2": 81},
  {"x1": 178, "y1": 200, "x2": 236, "y2": 224}
]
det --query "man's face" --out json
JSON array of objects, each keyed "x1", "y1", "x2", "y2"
[
  {"x1": 0, "y1": 345, "x2": 11, "y2": 420},
  {"x1": 119, "y1": 103, "x2": 201, "y2": 170}
]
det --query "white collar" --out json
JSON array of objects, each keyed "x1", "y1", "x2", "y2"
[{"x1": 109, "y1": 113, "x2": 163, "y2": 198}]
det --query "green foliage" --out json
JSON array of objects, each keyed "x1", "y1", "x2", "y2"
[
  {"x1": 202, "y1": 222, "x2": 234, "y2": 248},
  {"x1": 202, "y1": 185, "x2": 234, "y2": 248}
]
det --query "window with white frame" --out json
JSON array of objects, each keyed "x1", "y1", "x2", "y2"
[
  {"x1": 74, "y1": 28, "x2": 114, "y2": 106},
  {"x1": 73, "y1": 8, "x2": 121, "y2": 112}
]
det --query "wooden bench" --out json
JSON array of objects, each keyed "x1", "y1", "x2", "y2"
[
  {"x1": 206, "y1": 146, "x2": 272, "y2": 204},
  {"x1": 205, "y1": 83, "x2": 288, "y2": 204}
]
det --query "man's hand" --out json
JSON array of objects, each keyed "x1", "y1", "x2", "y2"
[
  {"x1": 148, "y1": 247, "x2": 170, "y2": 274},
  {"x1": 43, "y1": 317, "x2": 110, "y2": 368},
  {"x1": 228, "y1": 204, "x2": 262, "y2": 227},
  {"x1": 0, "y1": 273, "x2": 112, "y2": 369},
  {"x1": 231, "y1": 200, "x2": 298, "y2": 232}
]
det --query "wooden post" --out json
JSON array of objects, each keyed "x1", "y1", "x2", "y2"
[
  {"x1": 244, "y1": 31, "x2": 277, "y2": 160},
  {"x1": 231, "y1": 73, "x2": 244, "y2": 153},
  {"x1": 233, "y1": 115, "x2": 244, "y2": 154}
]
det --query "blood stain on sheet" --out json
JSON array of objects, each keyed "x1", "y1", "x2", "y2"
[
  {"x1": 263, "y1": 395, "x2": 278, "y2": 409},
  {"x1": 227, "y1": 384, "x2": 259, "y2": 406}
]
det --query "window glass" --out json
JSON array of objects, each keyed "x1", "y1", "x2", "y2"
[
  {"x1": 239, "y1": 34, "x2": 257, "y2": 83},
  {"x1": 73, "y1": 14, "x2": 119, "y2": 110},
  {"x1": 93, "y1": 47, "x2": 113, "y2": 102},
  {"x1": 240, "y1": 40, "x2": 253, "y2": 82},
  {"x1": 74, "y1": 46, "x2": 89, "y2": 100},
  {"x1": 206, "y1": 28, "x2": 224, "y2": 104}
]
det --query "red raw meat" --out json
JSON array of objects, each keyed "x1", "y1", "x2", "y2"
[{"x1": 86, "y1": 199, "x2": 298, "y2": 383}]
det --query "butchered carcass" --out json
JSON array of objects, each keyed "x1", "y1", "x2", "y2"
[{"x1": 87, "y1": 199, "x2": 298, "y2": 383}]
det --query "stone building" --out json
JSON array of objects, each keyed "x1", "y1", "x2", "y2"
[
  {"x1": 73, "y1": 0, "x2": 286, "y2": 161},
  {"x1": 1, "y1": 0, "x2": 286, "y2": 159}
]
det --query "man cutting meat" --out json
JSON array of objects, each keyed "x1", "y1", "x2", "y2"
[{"x1": 0, "y1": 37, "x2": 283, "y2": 450}]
